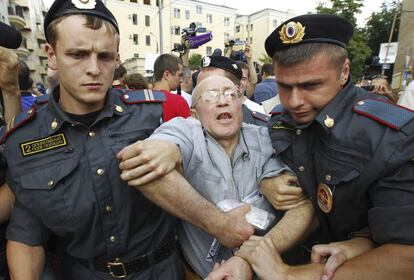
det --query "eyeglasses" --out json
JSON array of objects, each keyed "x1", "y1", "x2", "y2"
[{"x1": 200, "y1": 89, "x2": 241, "y2": 104}]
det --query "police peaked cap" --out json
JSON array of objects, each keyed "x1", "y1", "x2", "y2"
[
  {"x1": 265, "y1": 14, "x2": 354, "y2": 58},
  {"x1": 44, "y1": 0, "x2": 119, "y2": 42},
  {"x1": 201, "y1": 55, "x2": 242, "y2": 81}
]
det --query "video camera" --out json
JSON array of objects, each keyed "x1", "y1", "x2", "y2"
[{"x1": 172, "y1": 22, "x2": 213, "y2": 52}]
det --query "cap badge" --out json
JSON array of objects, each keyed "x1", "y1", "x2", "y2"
[
  {"x1": 279, "y1": 21, "x2": 305, "y2": 45},
  {"x1": 202, "y1": 56, "x2": 211, "y2": 67},
  {"x1": 71, "y1": 0, "x2": 97, "y2": 10},
  {"x1": 232, "y1": 64, "x2": 238, "y2": 69}
]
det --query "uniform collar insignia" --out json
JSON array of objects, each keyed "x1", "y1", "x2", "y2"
[
  {"x1": 279, "y1": 21, "x2": 305, "y2": 45},
  {"x1": 272, "y1": 121, "x2": 294, "y2": 130},
  {"x1": 71, "y1": 0, "x2": 97, "y2": 10}
]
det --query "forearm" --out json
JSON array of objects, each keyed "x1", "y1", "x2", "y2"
[
  {"x1": 0, "y1": 183, "x2": 14, "y2": 222},
  {"x1": 286, "y1": 244, "x2": 414, "y2": 280},
  {"x1": 7, "y1": 240, "x2": 44, "y2": 280},
  {"x1": 137, "y1": 170, "x2": 226, "y2": 237},
  {"x1": 2, "y1": 88, "x2": 21, "y2": 129},
  {"x1": 265, "y1": 199, "x2": 315, "y2": 253}
]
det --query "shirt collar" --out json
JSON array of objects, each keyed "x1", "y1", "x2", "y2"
[{"x1": 46, "y1": 87, "x2": 118, "y2": 134}]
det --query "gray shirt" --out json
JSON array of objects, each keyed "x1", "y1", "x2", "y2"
[{"x1": 149, "y1": 117, "x2": 290, "y2": 277}]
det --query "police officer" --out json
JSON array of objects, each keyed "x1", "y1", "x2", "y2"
[
  {"x1": 3, "y1": 0, "x2": 184, "y2": 279},
  {"x1": 236, "y1": 14, "x2": 414, "y2": 279}
]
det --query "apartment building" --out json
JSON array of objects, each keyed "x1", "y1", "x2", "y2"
[
  {"x1": 234, "y1": 9, "x2": 295, "y2": 62},
  {"x1": 0, "y1": 0, "x2": 9, "y2": 23},
  {"x1": 8, "y1": 0, "x2": 48, "y2": 84},
  {"x1": 392, "y1": 0, "x2": 414, "y2": 89},
  {"x1": 106, "y1": 0, "x2": 237, "y2": 73}
]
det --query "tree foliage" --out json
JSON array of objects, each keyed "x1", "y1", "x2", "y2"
[
  {"x1": 363, "y1": 1, "x2": 401, "y2": 56},
  {"x1": 316, "y1": 0, "x2": 372, "y2": 81},
  {"x1": 188, "y1": 53, "x2": 202, "y2": 70}
]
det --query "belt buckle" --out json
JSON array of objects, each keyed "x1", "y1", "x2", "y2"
[{"x1": 107, "y1": 260, "x2": 127, "y2": 279}]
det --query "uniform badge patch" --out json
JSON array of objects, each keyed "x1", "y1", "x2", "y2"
[
  {"x1": 317, "y1": 183, "x2": 333, "y2": 213},
  {"x1": 20, "y1": 133, "x2": 67, "y2": 157}
]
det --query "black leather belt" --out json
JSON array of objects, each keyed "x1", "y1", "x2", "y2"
[{"x1": 94, "y1": 234, "x2": 176, "y2": 279}]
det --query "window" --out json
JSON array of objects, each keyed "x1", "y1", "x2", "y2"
[
  {"x1": 146, "y1": 35, "x2": 151, "y2": 46},
  {"x1": 250, "y1": 24, "x2": 253, "y2": 31},
  {"x1": 174, "y1": 8, "x2": 180, "y2": 18},
  {"x1": 206, "y1": 46, "x2": 212, "y2": 56},
  {"x1": 185, "y1": 10, "x2": 190, "y2": 20},
  {"x1": 196, "y1": 22, "x2": 202, "y2": 28},
  {"x1": 130, "y1": 0, "x2": 137, "y2": 3},
  {"x1": 273, "y1": 19, "x2": 278, "y2": 27},
  {"x1": 133, "y1": 34, "x2": 138, "y2": 45},
  {"x1": 145, "y1": 15, "x2": 150, "y2": 26},
  {"x1": 235, "y1": 25, "x2": 240, "y2": 33},
  {"x1": 224, "y1": 32, "x2": 230, "y2": 38},
  {"x1": 144, "y1": 0, "x2": 151, "y2": 5},
  {"x1": 246, "y1": 24, "x2": 249, "y2": 31},
  {"x1": 207, "y1": 14, "x2": 212, "y2": 24},
  {"x1": 132, "y1": 14, "x2": 138, "y2": 25},
  {"x1": 249, "y1": 37, "x2": 253, "y2": 44},
  {"x1": 224, "y1": 17, "x2": 230, "y2": 26},
  {"x1": 134, "y1": 53, "x2": 139, "y2": 58},
  {"x1": 196, "y1": 4, "x2": 202, "y2": 14}
]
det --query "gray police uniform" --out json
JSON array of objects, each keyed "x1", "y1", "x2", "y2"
[
  {"x1": 242, "y1": 105, "x2": 268, "y2": 127},
  {"x1": 268, "y1": 82, "x2": 414, "y2": 245},
  {"x1": 2, "y1": 88, "x2": 184, "y2": 279}
]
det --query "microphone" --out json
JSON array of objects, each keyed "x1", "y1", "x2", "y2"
[{"x1": 0, "y1": 22, "x2": 22, "y2": 49}]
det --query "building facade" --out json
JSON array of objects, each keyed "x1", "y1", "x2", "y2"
[
  {"x1": 234, "y1": 9, "x2": 295, "y2": 62},
  {"x1": 8, "y1": 0, "x2": 48, "y2": 84},
  {"x1": 392, "y1": 0, "x2": 414, "y2": 89}
]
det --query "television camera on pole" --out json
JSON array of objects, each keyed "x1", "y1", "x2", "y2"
[{"x1": 172, "y1": 22, "x2": 213, "y2": 54}]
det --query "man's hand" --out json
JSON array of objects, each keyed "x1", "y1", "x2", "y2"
[
  {"x1": 118, "y1": 140, "x2": 182, "y2": 186},
  {"x1": 206, "y1": 256, "x2": 253, "y2": 280},
  {"x1": 236, "y1": 236, "x2": 290, "y2": 280},
  {"x1": 215, "y1": 204, "x2": 254, "y2": 248},
  {"x1": 244, "y1": 44, "x2": 253, "y2": 61},
  {"x1": 260, "y1": 173, "x2": 306, "y2": 210},
  {"x1": 311, "y1": 237, "x2": 375, "y2": 280},
  {"x1": 0, "y1": 46, "x2": 19, "y2": 92}
]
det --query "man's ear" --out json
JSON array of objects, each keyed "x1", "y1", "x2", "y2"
[
  {"x1": 340, "y1": 58, "x2": 350, "y2": 86},
  {"x1": 45, "y1": 43, "x2": 57, "y2": 70}
]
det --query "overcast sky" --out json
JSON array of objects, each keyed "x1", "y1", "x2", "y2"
[{"x1": 43, "y1": 0, "x2": 383, "y2": 26}]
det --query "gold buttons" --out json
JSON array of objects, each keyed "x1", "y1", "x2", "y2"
[
  {"x1": 88, "y1": 131, "x2": 96, "y2": 137},
  {"x1": 110, "y1": 235, "x2": 116, "y2": 242},
  {"x1": 123, "y1": 94, "x2": 129, "y2": 100},
  {"x1": 357, "y1": 101, "x2": 365, "y2": 106},
  {"x1": 47, "y1": 180, "x2": 54, "y2": 188},
  {"x1": 298, "y1": 166, "x2": 305, "y2": 172},
  {"x1": 325, "y1": 174, "x2": 332, "y2": 181},
  {"x1": 97, "y1": 169, "x2": 104, "y2": 176},
  {"x1": 105, "y1": 205, "x2": 112, "y2": 212},
  {"x1": 324, "y1": 115, "x2": 334, "y2": 128},
  {"x1": 115, "y1": 105, "x2": 124, "y2": 113},
  {"x1": 296, "y1": 129, "x2": 302, "y2": 135},
  {"x1": 51, "y1": 119, "x2": 58, "y2": 130}
]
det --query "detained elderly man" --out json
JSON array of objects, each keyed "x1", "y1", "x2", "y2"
[{"x1": 131, "y1": 75, "x2": 314, "y2": 278}]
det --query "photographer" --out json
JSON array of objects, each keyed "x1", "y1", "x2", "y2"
[{"x1": 224, "y1": 40, "x2": 257, "y2": 100}]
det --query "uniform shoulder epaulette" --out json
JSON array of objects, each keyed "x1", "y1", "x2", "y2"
[
  {"x1": 353, "y1": 98, "x2": 414, "y2": 130},
  {"x1": 120, "y1": 89, "x2": 166, "y2": 104},
  {"x1": 269, "y1": 104, "x2": 284, "y2": 116},
  {"x1": 0, "y1": 107, "x2": 37, "y2": 143},
  {"x1": 35, "y1": 94, "x2": 50, "y2": 105},
  {"x1": 251, "y1": 110, "x2": 269, "y2": 123}
]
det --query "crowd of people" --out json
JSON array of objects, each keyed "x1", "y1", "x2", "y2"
[{"x1": 0, "y1": 0, "x2": 413, "y2": 280}]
